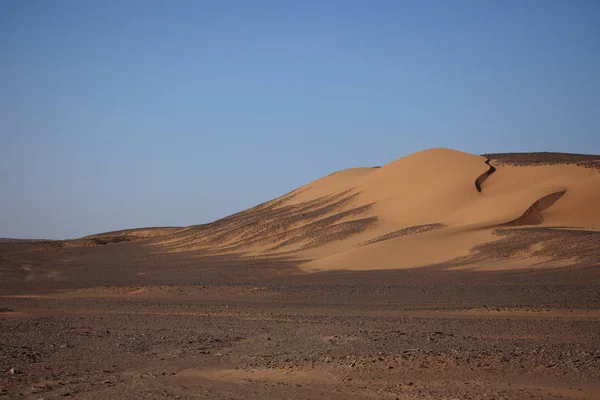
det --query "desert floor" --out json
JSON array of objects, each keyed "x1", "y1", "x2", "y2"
[{"x1": 2, "y1": 240, "x2": 600, "y2": 400}]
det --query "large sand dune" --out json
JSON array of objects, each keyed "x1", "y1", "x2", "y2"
[
  {"x1": 88, "y1": 148, "x2": 600, "y2": 272},
  {"x1": 3, "y1": 148, "x2": 600, "y2": 400}
]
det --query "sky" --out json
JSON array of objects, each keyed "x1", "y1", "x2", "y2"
[{"x1": 1, "y1": 0, "x2": 599, "y2": 239}]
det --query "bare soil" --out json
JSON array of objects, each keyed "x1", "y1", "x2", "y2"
[{"x1": 1, "y1": 239, "x2": 600, "y2": 399}]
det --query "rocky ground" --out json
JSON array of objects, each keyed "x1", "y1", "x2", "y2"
[{"x1": 1, "y1": 240, "x2": 600, "y2": 399}]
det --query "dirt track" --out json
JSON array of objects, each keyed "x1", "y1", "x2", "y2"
[{"x1": 1, "y1": 240, "x2": 600, "y2": 399}]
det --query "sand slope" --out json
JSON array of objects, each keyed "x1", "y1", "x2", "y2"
[{"x1": 91, "y1": 148, "x2": 600, "y2": 271}]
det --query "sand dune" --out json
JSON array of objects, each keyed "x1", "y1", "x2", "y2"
[
  {"x1": 83, "y1": 148, "x2": 600, "y2": 271},
  {"x1": 4, "y1": 148, "x2": 599, "y2": 400}
]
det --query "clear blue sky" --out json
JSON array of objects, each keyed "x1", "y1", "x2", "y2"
[{"x1": 1, "y1": 0, "x2": 599, "y2": 239}]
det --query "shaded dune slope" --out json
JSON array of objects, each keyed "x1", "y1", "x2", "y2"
[
  {"x1": 81, "y1": 148, "x2": 600, "y2": 271},
  {"x1": 475, "y1": 159, "x2": 497, "y2": 192},
  {"x1": 507, "y1": 191, "x2": 567, "y2": 226}
]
